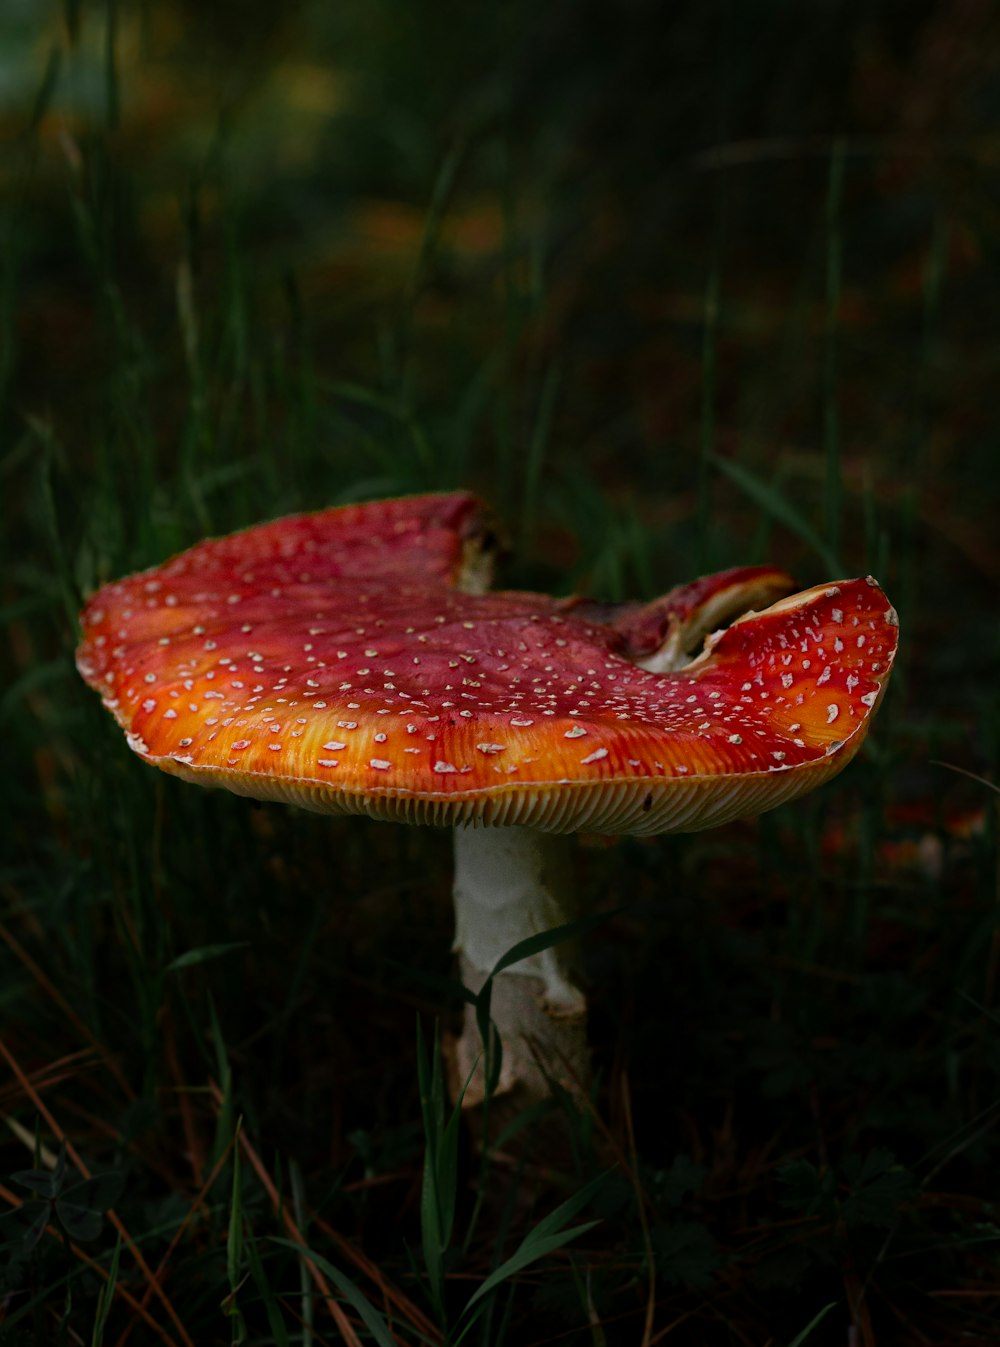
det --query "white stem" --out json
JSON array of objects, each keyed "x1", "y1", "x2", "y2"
[{"x1": 450, "y1": 826, "x2": 589, "y2": 1106}]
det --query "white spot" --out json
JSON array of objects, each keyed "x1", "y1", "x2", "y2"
[
  {"x1": 511, "y1": 717, "x2": 534, "y2": 726},
  {"x1": 374, "y1": 732, "x2": 387, "y2": 743},
  {"x1": 476, "y1": 743, "x2": 506, "y2": 754},
  {"x1": 369, "y1": 759, "x2": 391, "y2": 771},
  {"x1": 564, "y1": 725, "x2": 587, "y2": 738},
  {"x1": 337, "y1": 721, "x2": 358, "y2": 730},
  {"x1": 317, "y1": 759, "x2": 339, "y2": 768},
  {"x1": 728, "y1": 734, "x2": 743, "y2": 745},
  {"x1": 322, "y1": 741, "x2": 347, "y2": 752},
  {"x1": 860, "y1": 691, "x2": 877, "y2": 708},
  {"x1": 831, "y1": 607, "x2": 844, "y2": 623},
  {"x1": 580, "y1": 747, "x2": 608, "y2": 765},
  {"x1": 142, "y1": 698, "x2": 156, "y2": 713},
  {"x1": 826, "y1": 704, "x2": 840, "y2": 724},
  {"x1": 434, "y1": 761, "x2": 458, "y2": 773},
  {"x1": 232, "y1": 740, "x2": 251, "y2": 750},
  {"x1": 164, "y1": 708, "x2": 178, "y2": 719}
]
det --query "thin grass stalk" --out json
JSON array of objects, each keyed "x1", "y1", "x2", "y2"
[
  {"x1": 207, "y1": 1081, "x2": 367, "y2": 1347},
  {"x1": 289, "y1": 1160, "x2": 315, "y2": 1347},
  {"x1": 90, "y1": 1232, "x2": 122, "y2": 1347},
  {"x1": 898, "y1": 214, "x2": 949, "y2": 671},
  {"x1": 0, "y1": 37, "x2": 61, "y2": 410},
  {"x1": 620, "y1": 1074, "x2": 655, "y2": 1347},
  {"x1": 113, "y1": 1136, "x2": 237, "y2": 1347},
  {"x1": 823, "y1": 138, "x2": 845, "y2": 569},
  {"x1": 224, "y1": 1121, "x2": 246, "y2": 1343},
  {"x1": 698, "y1": 258, "x2": 720, "y2": 573},
  {"x1": 521, "y1": 364, "x2": 560, "y2": 560}
]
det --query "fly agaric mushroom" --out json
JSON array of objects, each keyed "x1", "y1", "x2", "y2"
[{"x1": 76, "y1": 491, "x2": 898, "y2": 1107}]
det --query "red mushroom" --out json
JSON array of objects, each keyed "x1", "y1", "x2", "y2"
[{"x1": 76, "y1": 492, "x2": 898, "y2": 1106}]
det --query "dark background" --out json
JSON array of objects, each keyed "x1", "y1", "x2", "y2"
[{"x1": 2, "y1": 2, "x2": 999, "y2": 1343}]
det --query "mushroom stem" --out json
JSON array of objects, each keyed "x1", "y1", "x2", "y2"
[{"x1": 451, "y1": 825, "x2": 589, "y2": 1108}]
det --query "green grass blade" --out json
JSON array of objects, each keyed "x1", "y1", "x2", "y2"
[
  {"x1": 786, "y1": 1301, "x2": 837, "y2": 1346},
  {"x1": 461, "y1": 1219, "x2": 601, "y2": 1323},
  {"x1": 165, "y1": 943, "x2": 251, "y2": 974},
  {"x1": 522, "y1": 363, "x2": 561, "y2": 555},
  {"x1": 270, "y1": 1238, "x2": 399, "y2": 1347},
  {"x1": 458, "y1": 1171, "x2": 608, "y2": 1320},
  {"x1": 416, "y1": 1018, "x2": 446, "y2": 1320},
  {"x1": 245, "y1": 1227, "x2": 291, "y2": 1347},
  {"x1": 698, "y1": 255, "x2": 720, "y2": 570},
  {"x1": 208, "y1": 997, "x2": 234, "y2": 1171},
  {"x1": 823, "y1": 138, "x2": 845, "y2": 565},
  {"x1": 225, "y1": 1120, "x2": 247, "y2": 1344},
  {"x1": 226, "y1": 1122, "x2": 243, "y2": 1295},
  {"x1": 89, "y1": 1233, "x2": 121, "y2": 1347},
  {"x1": 488, "y1": 909, "x2": 618, "y2": 979},
  {"x1": 710, "y1": 452, "x2": 842, "y2": 575}
]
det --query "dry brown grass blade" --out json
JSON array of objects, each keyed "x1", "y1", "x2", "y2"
[
  {"x1": 621, "y1": 1072, "x2": 656, "y2": 1347},
  {"x1": 0, "y1": 1182, "x2": 180, "y2": 1347},
  {"x1": 307, "y1": 1202, "x2": 440, "y2": 1341},
  {"x1": 205, "y1": 1079, "x2": 439, "y2": 1343},
  {"x1": 0, "y1": 1046, "x2": 101, "y2": 1111},
  {"x1": 113, "y1": 1134, "x2": 237, "y2": 1347},
  {"x1": 0, "y1": 1034, "x2": 195, "y2": 1347},
  {"x1": 0, "y1": 922, "x2": 135, "y2": 1100},
  {"x1": 240, "y1": 1138, "x2": 367, "y2": 1347},
  {"x1": 206, "y1": 1083, "x2": 366, "y2": 1347}
]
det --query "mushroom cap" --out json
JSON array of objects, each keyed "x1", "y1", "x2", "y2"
[{"x1": 77, "y1": 492, "x2": 898, "y2": 836}]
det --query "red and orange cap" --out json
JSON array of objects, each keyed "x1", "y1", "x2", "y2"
[{"x1": 76, "y1": 492, "x2": 898, "y2": 834}]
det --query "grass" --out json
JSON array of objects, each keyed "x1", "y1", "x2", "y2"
[{"x1": 2, "y1": 1, "x2": 1000, "y2": 1342}]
